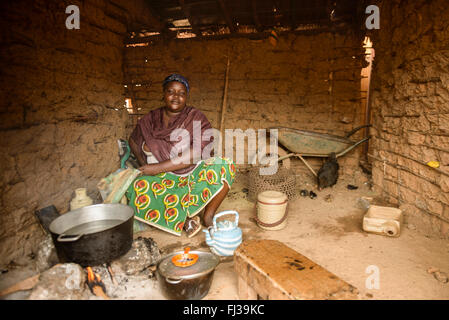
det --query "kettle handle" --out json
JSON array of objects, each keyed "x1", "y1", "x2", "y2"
[{"x1": 213, "y1": 210, "x2": 239, "y2": 231}]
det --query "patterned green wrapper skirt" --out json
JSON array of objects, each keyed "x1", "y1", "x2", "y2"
[{"x1": 125, "y1": 157, "x2": 236, "y2": 236}]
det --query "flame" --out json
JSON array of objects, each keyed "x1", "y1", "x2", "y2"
[
  {"x1": 86, "y1": 267, "x2": 109, "y2": 300},
  {"x1": 86, "y1": 267, "x2": 102, "y2": 283},
  {"x1": 86, "y1": 267, "x2": 95, "y2": 282}
]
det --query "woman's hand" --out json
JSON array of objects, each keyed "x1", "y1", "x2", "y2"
[
  {"x1": 138, "y1": 164, "x2": 162, "y2": 176},
  {"x1": 129, "y1": 137, "x2": 146, "y2": 167}
]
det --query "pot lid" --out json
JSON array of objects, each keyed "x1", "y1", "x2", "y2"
[
  {"x1": 257, "y1": 190, "x2": 288, "y2": 204},
  {"x1": 158, "y1": 249, "x2": 220, "y2": 280}
]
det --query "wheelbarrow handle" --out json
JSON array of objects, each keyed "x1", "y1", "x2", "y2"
[
  {"x1": 344, "y1": 124, "x2": 372, "y2": 138},
  {"x1": 336, "y1": 137, "x2": 371, "y2": 158}
]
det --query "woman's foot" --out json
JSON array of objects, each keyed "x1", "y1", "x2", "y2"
[{"x1": 184, "y1": 216, "x2": 202, "y2": 238}]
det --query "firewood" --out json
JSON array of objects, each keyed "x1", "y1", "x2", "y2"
[
  {"x1": 91, "y1": 286, "x2": 110, "y2": 300},
  {"x1": 0, "y1": 274, "x2": 40, "y2": 297},
  {"x1": 107, "y1": 265, "x2": 118, "y2": 286}
]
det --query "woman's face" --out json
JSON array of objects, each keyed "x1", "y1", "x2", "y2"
[{"x1": 163, "y1": 81, "x2": 187, "y2": 114}]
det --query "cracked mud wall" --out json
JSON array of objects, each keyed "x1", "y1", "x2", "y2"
[
  {"x1": 369, "y1": 0, "x2": 449, "y2": 238},
  {"x1": 0, "y1": 0, "x2": 155, "y2": 266}
]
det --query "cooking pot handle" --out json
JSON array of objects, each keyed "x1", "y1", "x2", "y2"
[
  {"x1": 57, "y1": 233, "x2": 84, "y2": 242},
  {"x1": 165, "y1": 277, "x2": 183, "y2": 284}
]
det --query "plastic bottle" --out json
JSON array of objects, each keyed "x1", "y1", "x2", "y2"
[{"x1": 70, "y1": 188, "x2": 93, "y2": 211}]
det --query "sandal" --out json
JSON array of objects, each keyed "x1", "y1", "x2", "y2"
[{"x1": 184, "y1": 216, "x2": 202, "y2": 238}]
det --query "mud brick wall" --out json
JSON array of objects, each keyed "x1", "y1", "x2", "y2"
[
  {"x1": 124, "y1": 32, "x2": 366, "y2": 175},
  {"x1": 369, "y1": 0, "x2": 449, "y2": 238},
  {"x1": 0, "y1": 0, "x2": 155, "y2": 266}
]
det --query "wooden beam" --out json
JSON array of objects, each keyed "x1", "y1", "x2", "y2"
[
  {"x1": 186, "y1": 0, "x2": 216, "y2": 6},
  {"x1": 124, "y1": 23, "x2": 350, "y2": 45},
  {"x1": 251, "y1": 0, "x2": 262, "y2": 32},
  {"x1": 217, "y1": 0, "x2": 236, "y2": 33},
  {"x1": 179, "y1": 0, "x2": 201, "y2": 37}
]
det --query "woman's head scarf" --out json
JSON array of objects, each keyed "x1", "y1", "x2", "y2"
[{"x1": 163, "y1": 74, "x2": 190, "y2": 93}]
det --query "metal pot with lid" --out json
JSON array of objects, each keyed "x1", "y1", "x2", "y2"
[{"x1": 156, "y1": 248, "x2": 220, "y2": 300}]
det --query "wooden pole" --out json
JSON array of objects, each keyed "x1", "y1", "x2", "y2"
[
  {"x1": 220, "y1": 57, "x2": 230, "y2": 153},
  {"x1": 297, "y1": 155, "x2": 318, "y2": 177}
]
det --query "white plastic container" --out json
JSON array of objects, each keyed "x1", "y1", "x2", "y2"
[
  {"x1": 363, "y1": 205, "x2": 403, "y2": 237},
  {"x1": 70, "y1": 188, "x2": 93, "y2": 211},
  {"x1": 256, "y1": 191, "x2": 288, "y2": 231}
]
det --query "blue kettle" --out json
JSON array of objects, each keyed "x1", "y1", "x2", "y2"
[{"x1": 203, "y1": 210, "x2": 242, "y2": 257}]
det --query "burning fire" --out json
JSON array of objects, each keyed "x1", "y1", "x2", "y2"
[{"x1": 86, "y1": 267, "x2": 109, "y2": 300}]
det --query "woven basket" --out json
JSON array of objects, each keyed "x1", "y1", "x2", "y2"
[
  {"x1": 248, "y1": 166, "x2": 297, "y2": 202},
  {"x1": 256, "y1": 191, "x2": 288, "y2": 231}
]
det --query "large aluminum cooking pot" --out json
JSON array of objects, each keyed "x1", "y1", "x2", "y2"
[{"x1": 49, "y1": 203, "x2": 134, "y2": 266}]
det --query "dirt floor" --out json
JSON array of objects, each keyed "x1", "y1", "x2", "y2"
[
  {"x1": 146, "y1": 168, "x2": 449, "y2": 300},
  {"x1": 1, "y1": 168, "x2": 448, "y2": 300}
]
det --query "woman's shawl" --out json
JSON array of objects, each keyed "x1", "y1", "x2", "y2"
[{"x1": 130, "y1": 106, "x2": 213, "y2": 175}]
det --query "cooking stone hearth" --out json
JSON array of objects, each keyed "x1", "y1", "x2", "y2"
[{"x1": 7, "y1": 236, "x2": 164, "y2": 300}]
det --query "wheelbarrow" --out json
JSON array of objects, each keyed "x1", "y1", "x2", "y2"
[{"x1": 256, "y1": 125, "x2": 372, "y2": 177}]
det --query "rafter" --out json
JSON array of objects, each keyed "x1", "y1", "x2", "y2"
[
  {"x1": 179, "y1": 0, "x2": 202, "y2": 37},
  {"x1": 251, "y1": 0, "x2": 262, "y2": 32},
  {"x1": 217, "y1": 0, "x2": 236, "y2": 33}
]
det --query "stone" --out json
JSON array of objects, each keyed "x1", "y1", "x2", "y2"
[
  {"x1": 427, "y1": 267, "x2": 439, "y2": 274},
  {"x1": 433, "y1": 271, "x2": 448, "y2": 284},
  {"x1": 28, "y1": 263, "x2": 90, "y2": 300},
  {"x1": 406, "y1": 223, "x2": 416, "y2": 231},
  {"x1": 111, "y1": 237, "x2": 161, "y2": 276},
  {"x1": 34, "y1": 235, "x2": 59, "y2": 273}
]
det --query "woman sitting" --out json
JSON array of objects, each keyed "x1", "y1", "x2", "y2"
[{"x1": 126, "y1": 74, "x2": 236, "y2": 237}]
